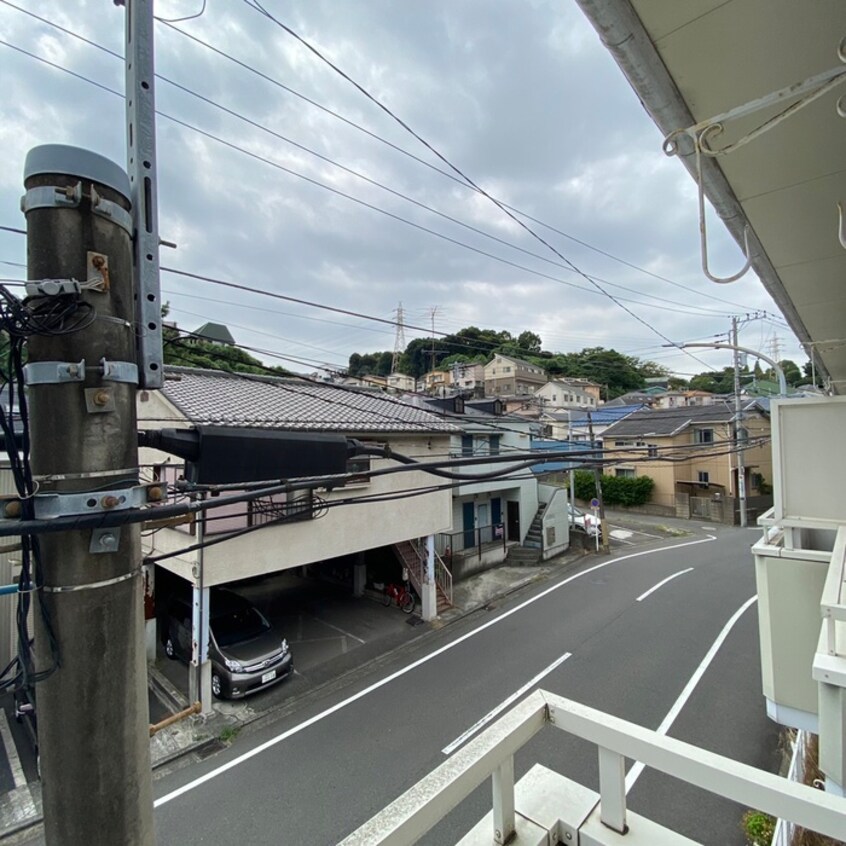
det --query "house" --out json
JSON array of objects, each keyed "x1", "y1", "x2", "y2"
[
  {"x1": 600, "y1": 401, "x2": 773, "y2": 521},
  {"x1": 536, "y1": 379, "x2": 599, "y2": 412},
  {"x1": 482, "y1": 354, "x2": 547, "y2": 397},
  {"x1": 137, "y1": 367, "x2": 458, "y2": 663},
  {"x1": 419, "y1": 369, "x2": 450, "y2": 394},
  {"x1": 410, "y1": 395, "x2": 568, "y2": 574},
  {"x1": 191, "y1": 322, "x2": 235, "y2": 345},
  {"x1": 448, "y1": 361, "x2": 484, "y2": 395},
  {"x1": 386, "y1": 372, "x2": 415, "y2": 392},
  {"x1": 653, "y1": 390, "x2": 717, "y2": 409}
]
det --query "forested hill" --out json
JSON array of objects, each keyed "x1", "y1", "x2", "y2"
[{"x1": 346, "y1": 326, "x2": 670, "y2": 400}]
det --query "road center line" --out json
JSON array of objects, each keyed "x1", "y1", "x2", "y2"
[
  {"x1": 624, "y1": 594, "x2": 757, "y2": 793},
  {"x1": 441, "y1": 653, "x2": 572, "y2": 756},
  {"x1": 636, "y1": 568, "x2": 694, "y2": 602},
  {"x1": 155, "y1": 534, "x2": 716, "y2": 808}
]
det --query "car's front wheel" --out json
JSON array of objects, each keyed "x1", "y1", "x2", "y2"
[
  {"x1": 164, "y1": 637, "x2": 176, "y2": 659},
  {"x1": 211, "y1": 673, "x2": 222, "y2": 698}
]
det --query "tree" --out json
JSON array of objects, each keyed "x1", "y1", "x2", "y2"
[
  {"x1": 516, "y1": 330, "x2": 542, "y2": 353},
  {"x1": 776, "y1": 359, "x2": 803, "y2": 387},
  {"x1": 164, "y1": 327, "x2": 288, "y2": 376}
]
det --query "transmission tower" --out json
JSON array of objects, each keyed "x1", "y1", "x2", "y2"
[{"x1": 391, "y1": 302, "x2": 406, "y2": 373}]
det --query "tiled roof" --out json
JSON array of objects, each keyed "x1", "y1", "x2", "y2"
[
  {"x1": 161, "y1": 367, "x2": 459, "y2": 434},
  {"x1": 602, "y1": 400, "x2": 765, "y2": 438}
]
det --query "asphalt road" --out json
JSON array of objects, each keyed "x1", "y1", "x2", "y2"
[{"x1": 135, "y1": 524, "x2": 776, "y2": 846}]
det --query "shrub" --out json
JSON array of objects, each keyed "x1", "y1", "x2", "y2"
[
  {"x1": 572, "y1": 470, "x2": 655, "y2": 507},
  {"x1": 741, "y1": 809, "x2": 775, "y2": 845}
]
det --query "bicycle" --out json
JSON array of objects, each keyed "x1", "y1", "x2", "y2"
[{"x1": 383, "y1": 582, "x2": 415, "y2": 614}]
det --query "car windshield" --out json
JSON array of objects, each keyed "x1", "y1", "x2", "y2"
[{"x1": 211, "y1": 601, "x2": 270, "y2": 647}]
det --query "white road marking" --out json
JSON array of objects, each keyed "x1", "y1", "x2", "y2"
[
  {"x1": 441, "y1": 653, "x2": 572, "y2": 755},
  {"x1": 636, "y1": 568, "x2": 694, "y2": 602},
  {"x1": 309, "y1": 618, "x2": 366, "y2": 644},
  {"x1": 624, "y1": 594, "x2": 758, "y2": 793},
  {"x1": 155, "y1": 534, "x2": 717, "y2": 808}
]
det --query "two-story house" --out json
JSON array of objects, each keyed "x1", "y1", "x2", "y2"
[
  {"x1": 413, "y1": 396, "x2": 549, "y2": 577},
  {"x1": 138, "y1": 367, "x2": 458, "y2": 663},
  {"x1": 601, "y1": 401, "x2": 773, "y2": 521},
  {"x1": 449, "y1": 362, "x2": 485, "y2": 395},
  {"x1": 482, "y1": 354, "x2": 547, "y2": 398},
  {"x1": 536, "y1": 379, "x2": 599, "y2": 412}
]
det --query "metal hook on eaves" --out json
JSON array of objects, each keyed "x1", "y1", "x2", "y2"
[
  {"x1": 838, "y1": 202, "x2": 846, "y2": 250},
  {"x1": 694, "y1": 127, "x2": 753, "y2": 284}
]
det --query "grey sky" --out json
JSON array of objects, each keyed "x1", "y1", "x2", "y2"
[{"x1": 0, "y1": 0, "x2": 806, "y2": 379}]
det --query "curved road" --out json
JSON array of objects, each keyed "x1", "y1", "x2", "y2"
[{"x1": 133, "y1": 524, "x2": 776, "y2": 845}]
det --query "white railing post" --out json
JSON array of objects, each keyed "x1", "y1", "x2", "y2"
[
  {"x1": 598, "y1": 746, "x2": 627, "y2": 833},
  {"x1": 492, "y1": 755, "x2": 515, "y2": 844}
]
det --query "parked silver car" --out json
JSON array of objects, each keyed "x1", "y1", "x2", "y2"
[{"x1": 162, "y1": 588, "x2": 292, "y2": 699}]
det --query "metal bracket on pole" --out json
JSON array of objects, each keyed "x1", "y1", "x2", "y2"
[
  {"x1": 20, "y1": 183, "x2": 82, "y2": 213},
  {"x1": 90, "y1": 186, "x2": 134, "y2": 236},
  {"x1": 100, "y1": 357, "x2": 139, "y2": 384},
  {"x1": 124, "y1": 0, "x2": 164, "y2": 389},
  {"x1": 32, "y1": 483, "x2": 166, "y2": 520},
  {"x1": 23, "y1": 360, "x2": 86, "y2": 385}
]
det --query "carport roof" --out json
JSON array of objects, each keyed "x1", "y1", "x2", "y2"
[{"x1": 160, "y1": 367, "x2": 459, "y2": 434}]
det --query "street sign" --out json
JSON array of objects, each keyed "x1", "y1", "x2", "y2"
[{"x1": 590, "y1": 498, "x2": 599, "y2": 509}]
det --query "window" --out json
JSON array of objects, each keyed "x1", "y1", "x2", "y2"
[
  {"x1": 461, "y1": 434, "x2": 474, "y2": 456},
  {"x1": 614, "y1": 440, "x2": 630, "y2": 447},
  {"x1": 504, "y1": 366, "x2": 512, "y2": 373},
  {"x1": 647, "y1": 444, "x2": 658, "y2": 458},
  {"x1": 489, "y1": 435, "x2": 500, "y2": 455},
  {"x1": 698, "y1": 471, "x2": 710, "y2": 488},
  {"x1": 346, "y1": 456, "x2": 371, "y2": 485},
  {"x1": 695, "y1": 428, "x2": 714, "y2": 444},
  {"x1": 615, "y1": 468, "x2": 635, "y2": 478}
]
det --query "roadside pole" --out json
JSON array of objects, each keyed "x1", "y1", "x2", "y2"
[
  {"x1": 587, "y1": 412, "x2": 610, "y2": 553},
  {"x1": 732, "y1": 317, "x2": 748, "y2": 528},
  {"x1": 23, "y1": 146, "x2": 155, "y2": 844}
]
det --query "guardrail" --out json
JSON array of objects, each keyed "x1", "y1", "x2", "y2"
[{"x1": 340, "y1": 690, "x2": 846, "y2": 845}]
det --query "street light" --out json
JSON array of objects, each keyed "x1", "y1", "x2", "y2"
[{"x1": 672, "y1": 342, "x2": 787, "y2": 397}]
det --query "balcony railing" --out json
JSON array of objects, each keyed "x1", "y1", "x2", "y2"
[
  {"x1": 340, "y1": 690, "x2": 846, "y2": 845},
  {"x1": 437, "y1": 523, "x2": 506, "y2": 560}
]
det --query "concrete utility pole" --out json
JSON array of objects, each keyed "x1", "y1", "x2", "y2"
[
  {"x1": 23, "y1": 146, "x2": 155, "y2": 844},
  {"x1": 586, "y1": 412, "x2": 610, "y2": 553},
  {"x1": 731, "y1": 317, "x2": 748, "y2": 528}
]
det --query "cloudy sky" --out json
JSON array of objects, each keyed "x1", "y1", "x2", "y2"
[{"x1": 0, "y1": 0, "x2": 807, "y2": 380}]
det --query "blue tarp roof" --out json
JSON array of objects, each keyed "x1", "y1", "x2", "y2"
[
  {"x1": 530, "y1": 438, "x2": 595, "y2": 473},
  {"x1": 568, "y1": 404, "x2": 644, "y2": 428}
]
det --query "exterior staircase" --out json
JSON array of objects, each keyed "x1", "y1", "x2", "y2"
[
  {"x1": 393, "y1": 540, "x2": 453, "y2": 614},
  {"x1": 503, "y1": 503, "x2": 546, "y2": 566}
]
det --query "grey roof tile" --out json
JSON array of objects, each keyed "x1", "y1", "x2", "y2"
[
  {"x1": 601, "y1": 400, "x2": 764, "y2": 437},
  {"x1": 161, "y1": 367, "x2": 458, "y2": 434}
]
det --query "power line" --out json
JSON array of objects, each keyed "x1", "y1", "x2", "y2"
[
  {"x1": 235, "y1": 4, "x2": 718, "y2": 371},
  {"x1": 1, "y1": 2, "x2": 767, "y2": 320}
]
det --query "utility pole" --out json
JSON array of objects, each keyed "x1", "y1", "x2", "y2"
[
  {"x1": 23, "y1": 145, "x2": 155, "y2": 843},
  {"x1": 586, "y1": 412, "x2": 610, "y2": 553},
  {"x1": 732, "y1": 317, "x2": 748, "y2": 528}
]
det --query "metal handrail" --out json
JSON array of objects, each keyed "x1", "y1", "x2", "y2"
[{"x1": 340, "y1": 690, "x2": 846, "y2": 845}]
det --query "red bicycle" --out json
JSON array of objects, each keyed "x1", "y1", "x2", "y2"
[{"x1": 383, "y1": 582, "x2": 415, "y2": 614}]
